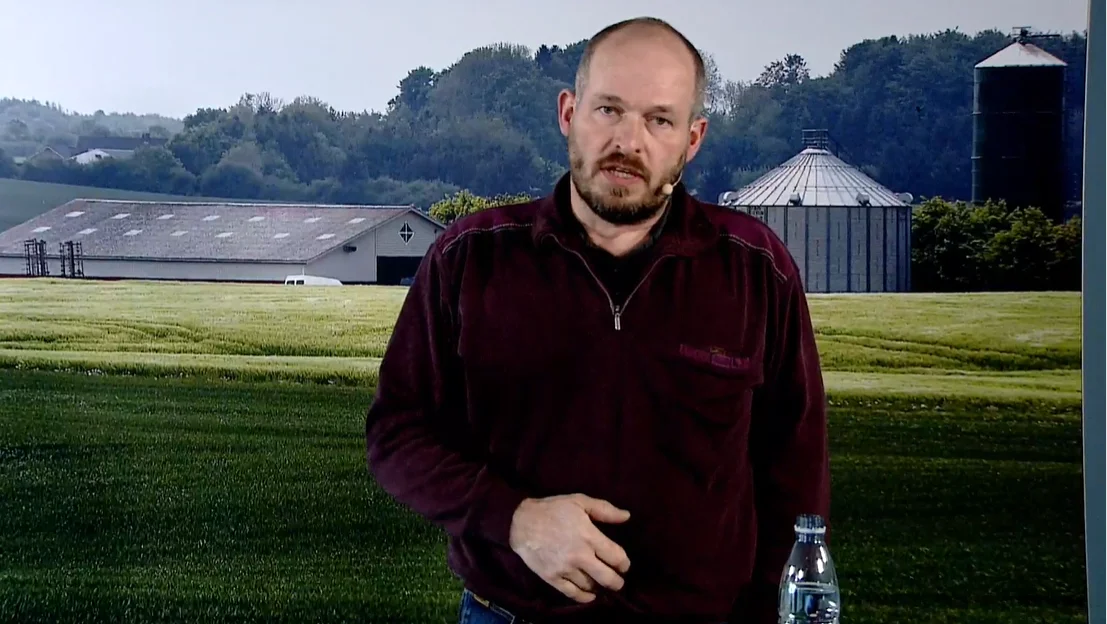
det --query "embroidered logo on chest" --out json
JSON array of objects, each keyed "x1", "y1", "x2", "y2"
[{"x1": 678, "y1": 343, "x2": 751, "y2": 373}]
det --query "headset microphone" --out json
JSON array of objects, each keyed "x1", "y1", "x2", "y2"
[{"x1": 660, "y1": 172, "x2": 682, "y2": 196}]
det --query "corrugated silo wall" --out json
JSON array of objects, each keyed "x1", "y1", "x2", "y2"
[
  {"x1": 806, "y1": 207, "x2": 827, "y2": 292},
  {"x1": 901, "y1": 206, "x2": 911, "y2": 291},
  {"x1": 760, "y1": 208, "x2": 810, "y2": 288},
  {"x1": 746, "y1": 205, "x2": 911, "y2": 293},
  {"x1": 905, "y1": 206, "x2": 913, "y2": 291},
  {"x1": 828, "y1": 208, "x2": 849, "y2": 292},
  {"x1": 869, "y1": 208, "x2": 885, "y2": 291},
  {"x1": 850, "y1": 208, "x2": 868, "y2": 291},
  {"x1": 881, "y1": 206, "x2": 911, "y2": 292},
  {"x1": 765, "y1": 209, "x2": 786, "y2": 247},
  {"x1": 785, "y1": 207, "x2": 806, "y2": 287},
  {"x1": 884, "y1": 207, "x2": 898, "y2": 291}
]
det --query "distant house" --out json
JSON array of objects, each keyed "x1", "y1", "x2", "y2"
[
  {"x1": 23, "y1": 146, "x2": 70, "y2": 165},
  {"x1": 69, "y1": 133, "x2": 168, "y2": 164},
  {"x1": 72, "y1": 149, "x2": 111, "y2": 165},
  {"x1": 72, "y1": 148, "x2": 130, "y2": 164}
]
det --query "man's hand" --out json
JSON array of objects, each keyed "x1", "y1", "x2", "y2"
[{"x1": 508, "y1": 494, "x2": 632, "y2": 603}]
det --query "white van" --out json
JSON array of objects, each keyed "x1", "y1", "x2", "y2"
[{"x1": 284, "y1": 275, "x2": 343, "y2": 286}]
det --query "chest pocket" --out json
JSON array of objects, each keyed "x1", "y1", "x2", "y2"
[{"x1": 641, "y1": 341, "x2": 764, "y2": 488}]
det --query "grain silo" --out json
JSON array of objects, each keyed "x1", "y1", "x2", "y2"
[
  {"x1": 719, "y1": 130, "x2": 912, "y2": 293},
  {"x1": 972, "y1": 29, "x2": 1068, "y2": 222}
]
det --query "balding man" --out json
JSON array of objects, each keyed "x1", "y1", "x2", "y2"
[{"x1": 365, "y1": 16, "x2": 830, "y2": 624}]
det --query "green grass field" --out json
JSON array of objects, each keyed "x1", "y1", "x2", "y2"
[
  {"x1": 0, "y1": 178, "x2": 282, "y2": 232},
  {"x1": 0, "y1": 279, "x2": 1087, "y2": 622}
]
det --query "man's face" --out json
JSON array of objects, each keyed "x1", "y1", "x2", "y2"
[{"x1": 559, "y1": 28, "x2": 708, "y2": 226}]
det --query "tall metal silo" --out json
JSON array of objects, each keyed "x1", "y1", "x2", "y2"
[{"x1": 972, "y1": 30, "x2": 1067, "y2": 222}]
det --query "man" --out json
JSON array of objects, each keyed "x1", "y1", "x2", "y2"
[{"x1": 365, "y1": 16, "x2": 829, "y2": 624}]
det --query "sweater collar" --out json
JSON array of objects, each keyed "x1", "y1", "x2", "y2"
[{"x1": 532, "y1": 172, "x2": 716, "y2": 258}]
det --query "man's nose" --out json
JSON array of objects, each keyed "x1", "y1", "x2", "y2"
[{"x1": 612, "y1": 115, "x2": 646, "y2": 154}]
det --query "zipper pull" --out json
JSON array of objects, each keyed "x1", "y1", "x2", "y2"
[{"x1": 613, "y1": 306, "x2": 622, "y2": 331}]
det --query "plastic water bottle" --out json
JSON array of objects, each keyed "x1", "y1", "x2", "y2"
[{"x1": 777, "y1": 514, "x2": 840, "y2": 623}]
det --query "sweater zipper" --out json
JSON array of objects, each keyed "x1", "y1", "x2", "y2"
[
  {"x1": 548, "y1": 236, "x2": 674, "y2": 331},
  {"x1": 615, "y1": 256, "x2": 672, "y2": 330}
]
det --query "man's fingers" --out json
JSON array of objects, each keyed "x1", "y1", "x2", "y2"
[
  {"x1": 587, "y1": 529, "x2": 631, "y2": 574},
  {"x1": 552, "y1": 577, "x2": 596, "y2": 604},
  {"x1": 575, "y1": 495, "x2": 631, "y2": 524},
  {"x1": 562, "y1": 568, "x2": 596, "y2": 593},
  {"x1": 579, "y1": 556, "x2": 625, "y2": 592}
]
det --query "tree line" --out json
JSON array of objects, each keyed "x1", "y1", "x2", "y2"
[
  {"x1": 0, "y1": 27, "x2": 1087, "y2": 291},
  {"x1": 1, "y1": 28, "x2": 1088, "y2": 207}
]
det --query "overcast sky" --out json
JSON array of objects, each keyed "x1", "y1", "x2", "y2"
[{"x1": 0, "y1": 0, "x2": 1091, "y2": 119}]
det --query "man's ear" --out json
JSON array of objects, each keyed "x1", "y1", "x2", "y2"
[
  {"x1": 557, "y1": 89, "x2": 576, "y2": 138},
  {"x1": 685, "y1": 116, "x2": 709, "y2": 162}
]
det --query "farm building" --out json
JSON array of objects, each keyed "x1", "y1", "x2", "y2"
[
  {"x1": 19, "y1": 134, "x2": 170, "y2": 165},
  {"x1": 719, "y1": 131, "x2": 913, "y2": 293},
  {"x1": 972, "y1": 33, "x2": 1070, "y2": 222},
  {"x1": 0, "y1": 198, "x2": 445, "y2": 285}
]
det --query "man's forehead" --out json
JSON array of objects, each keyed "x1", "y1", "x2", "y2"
[
  {"x1": 582, "y1": 61, "x2": 693, "y2": 114},
  {"x1": 587, "y1": 33, "x2": 694, "y2": 81},
  {"x1": 590, "y1": 29, "x2": 694, "y2": 70},
  {"x1": 578, "y1": 25, "x2": 699, "y2": 114}
]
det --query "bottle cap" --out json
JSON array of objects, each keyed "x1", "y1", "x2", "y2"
[{"x1": 794, "y1": 514, "x2": 827, "y2": 534}]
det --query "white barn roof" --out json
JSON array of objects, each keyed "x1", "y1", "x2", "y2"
[
  {"x1": 0, "y1": 199, "x2": 430, "y2": 263},
  {"x1": 722, "y1": 147, "x2": 908, "y2": 208}
]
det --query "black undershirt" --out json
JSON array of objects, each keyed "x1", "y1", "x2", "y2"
[{"x1": 569, "y1": 202, "x2": 672, "y2": 308}]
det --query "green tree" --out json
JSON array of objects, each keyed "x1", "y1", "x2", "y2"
[
  {"x1": 911, "y1": 198, "x2": 986, "y2": 291},
  {"x1": 982, "y1": 208, "x2": 1064, "y2": 290},
  {"x1": 199, "y1": 162, "x2": 264, "y2": 198},
  {"x1": 127, "y1": 146, "x2": 196, "y2": 195},
  {"x1": 534, "y1": 42, "x2": 585, "y2": 85},
  {"x1": 167, "y1": 120, "x2": 238, "y2": 176},
  {"x1": 428, "y1": 189, "x2": 533, "y2": 224},
  {"x1": 755, "y1": 54, "x2": 810, "y2": 89},
  {"x1": 388, "y1": 67, "x2": 439, "y2": 114},
  {"x1": 1049, "y1": 216, "x2": 1082, "y2": 291},
  {"x1": 426, "y1": 43, "x2": 568, "y2": 166}
]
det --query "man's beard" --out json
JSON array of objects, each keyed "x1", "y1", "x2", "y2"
[{"x1": 568, "y1": 132, "x2": 685, "y2": 226}]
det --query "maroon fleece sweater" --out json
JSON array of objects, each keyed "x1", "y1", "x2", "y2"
[{"x1": 365, "y1": 175, "x2": 830, "y2": 623}]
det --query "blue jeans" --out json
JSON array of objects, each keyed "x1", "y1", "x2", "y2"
[
  {"x1": 457, "y1": 589, "x2": 532, "y2": 623},
  {"x1": 456, "y1": 589, "x2": 730, "y2": 623}
]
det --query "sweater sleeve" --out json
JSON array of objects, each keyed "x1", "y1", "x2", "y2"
[
  {"x1": 364, "y1": 240, "x2": 529, "y2": 548},
  {"x1": 730, "y1": 271, "x2": 832, "y2": 623}
]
